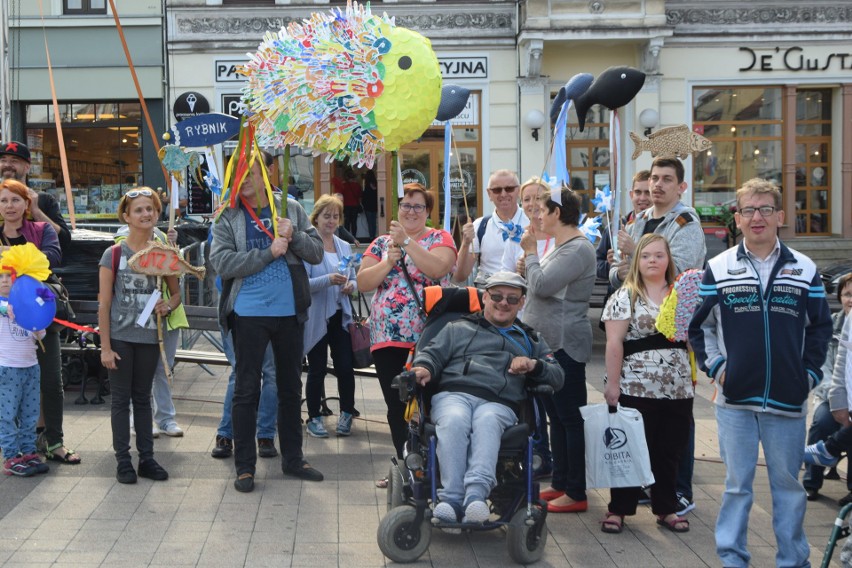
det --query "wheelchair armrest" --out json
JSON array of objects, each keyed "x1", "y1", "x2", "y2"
[
  {"x1": 391, "y1": 370, "x2": 418, "y2": 402},
  {"x1": 527, "y1": 383, "x2": 554, "y2": 396}
]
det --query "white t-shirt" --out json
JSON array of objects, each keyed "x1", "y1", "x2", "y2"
[{"x1": 470, "y1": 208, "x2": 529, "y2": 283}]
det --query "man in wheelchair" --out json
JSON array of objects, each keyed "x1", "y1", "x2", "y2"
[{"x1": 408, "y1": 271, "x2": 564, "y2": 525}]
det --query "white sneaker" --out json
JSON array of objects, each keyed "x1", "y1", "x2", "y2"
[
  {"x1": 463, "y1": 500, "x2": 490, "y2": 524},
  {"x1": 152, "y1": 424, "x2": 161, "y2": 439},
  {"x1": 433, "y1": 501, "x2": 461, "y2": 534},
  {"x1": 161, "y1": 423, "x2": 184, "y2": 437}
]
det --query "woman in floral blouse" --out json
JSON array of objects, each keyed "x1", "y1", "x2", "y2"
[
  {"x1": 600, "y1": 233, "x2": 694, "y2": 534},
  {"x1": 357, "y1": 184, "x2": 456, "y2": 486}
]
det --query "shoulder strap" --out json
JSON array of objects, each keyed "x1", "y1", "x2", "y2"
[
  {"x1": 111, "y1": 244, "x2": 121, "y2": 277},
  {"x1": 398, "y1": 254, "x2": 425, "y2": 315},
  {"x1": 476, "y1": 215, "x2": 491, "y2": 247}
]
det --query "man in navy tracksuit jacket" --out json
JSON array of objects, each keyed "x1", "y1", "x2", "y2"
[{"x1": 689, "y1": 178, "x2": 831, "y2": 568}]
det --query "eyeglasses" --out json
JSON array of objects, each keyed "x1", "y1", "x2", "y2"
[
  {"x1": 125, "y1": 189, "x2": 154, "y2": 199},
  {"x1": 487, "y1": 292, "x2": 522, "y2": 305},
  {"x1": 488, "y1": 185, "x2": 519, "y2": 194},
  {"x1": 399, "y1": 203, "x2": 427, "y2": 213},
  {"x1": 739, "y1": 205, "x2": 776, "y2": 218}
]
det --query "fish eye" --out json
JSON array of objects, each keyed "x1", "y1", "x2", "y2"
[{"x1": 398, "y1": 56, "x2": 412, "y2": 70}]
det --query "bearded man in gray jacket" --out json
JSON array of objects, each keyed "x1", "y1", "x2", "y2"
[
  {"x1": 409, "y1": 272, "x2": 564, "y2": 526},
  {"x1": 210, "y1": 152, "x2": 323, "y2": 493}
]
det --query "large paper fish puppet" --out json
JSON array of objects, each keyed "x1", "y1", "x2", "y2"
[{"x1": 240, "y1": 0, "x2": 442, "y2": 168}]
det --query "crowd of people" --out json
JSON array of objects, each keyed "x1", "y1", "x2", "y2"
[{"x1": 0, "y1": 137, "x2": 848, "y2": 567}]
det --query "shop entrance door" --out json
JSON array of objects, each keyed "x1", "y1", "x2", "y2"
[{"x1": 394, "y1": 141, "x2": 479, "y2": 236}]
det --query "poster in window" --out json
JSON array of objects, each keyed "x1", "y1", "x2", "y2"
[{"x1": 187, "y1": 154, "x2": 213, "y2": 216}]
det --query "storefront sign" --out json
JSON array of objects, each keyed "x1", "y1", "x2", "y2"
[
  {"x1": 438, "y1": 56, "x2": 488, "y2": 79},
  {"x1": 215, "y1": 60, "x2": 247, "y2": 83},
  {"x1": 401, "y1": 168, "x2": 427, "y2": 186},
  {"x1": 173, "y1": 92, "x2": 211, "y2": 122},
  {"x1": 221, "y1": 94, "x2": 246, "y2": 120},
  {"x1": 170, "y1": 113, "x2": 240, "y2": 147},
  {"x1": 442, "y1": 169, "x2": 474, "y2": 199},
  {"x1": 739, "y1": 46, "x2": 852, "y2": 72}
]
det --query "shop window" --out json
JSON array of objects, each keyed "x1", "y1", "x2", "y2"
[
  {"x1": 63, "y1": 0, "x2": 106, "y2": 15},
  {"x1": 692, "y1": 87, "x2": 783, "y2": 226},
  {"x1": 561, "y1": 100, "x2": 611, "y2": 217},
  {"x1": 25, "y1": 101, "x2": 142, "y2": 220},
  {"x1": 794, "y1": 89, "x2": 831, "y2": 235},
  {"x1": 693, "y1": 85, "x2": 832, "y2": 236}
]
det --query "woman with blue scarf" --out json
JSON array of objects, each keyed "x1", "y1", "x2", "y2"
[{"x1": 303, "y1": 195, "x2": 359, "y2": 438}]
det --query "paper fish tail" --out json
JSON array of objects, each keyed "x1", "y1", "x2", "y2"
[{"x1": 629, "y1": 131, "x2": 644, "y2": 160}]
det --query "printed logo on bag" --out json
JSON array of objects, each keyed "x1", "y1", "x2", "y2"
[{"x1": 604, "y1": 428, "x2": 627, "y2": 450}]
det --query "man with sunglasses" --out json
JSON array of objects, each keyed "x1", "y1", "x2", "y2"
[
  {"x1": 409, "y1": 271, "x2": 564, "y2": 525},
  {"x1": 210, "y1": 150, "x2": 324, "y2": 493},
  {"x1": 690, "y1": 178, "x2": 831, "y2": 568},
  {"x1": 454, "y1": 170, "x2": 528, "y2": 288}
]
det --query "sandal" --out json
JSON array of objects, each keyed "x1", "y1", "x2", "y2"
[
  {"x1": 601, "y1": 512, "x2": 624, "y2": 534},
  {"x1": 657, "y1": 514, "x2": 689, "y2": 533},
  {"x1": 44, "y1": 443, "x2": 82, "y2": 465},
  {"x1": 375, "y1": 476, "x2": 389, "y2": 489}
]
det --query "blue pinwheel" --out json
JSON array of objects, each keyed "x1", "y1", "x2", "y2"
[
  {"x1": 579, "y1": 214, "x2": 603, "y2": 244},
  {"x1": 498, "y1": 221, "x2": 524, "y2": 244},
  {"x1": 592, "y1": 185, "x2": 613, "y2": 213},
  {"x1": 338, "y1": 253, "x2": 363, "y2": 273}
]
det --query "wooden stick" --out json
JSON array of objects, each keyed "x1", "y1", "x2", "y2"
[{"x1": 156, "y1": 275, "x2": 172, "y2": 384}]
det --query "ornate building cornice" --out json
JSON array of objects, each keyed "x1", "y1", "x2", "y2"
[
  {"x1": 666, "y1": 6, "x2": 852, "y2": 27},
  {"x1": 175, "y1": 12, "x2": 512, "y2": 38}
]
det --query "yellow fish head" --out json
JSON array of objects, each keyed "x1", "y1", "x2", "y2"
[{"x1": 373, "y1": 23, "x2": 441, "y2": 152}]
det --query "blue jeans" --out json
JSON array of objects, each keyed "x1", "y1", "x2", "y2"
[
  {"x1": 0, "y1": 365, "x2": 40, "y2": 457},
  {"x1": 431, "y1": 391, "x2": 517, "y2": 506},
  {"x1": 803, "y1": 400, "x2": 851, "y2": 491},
  {"x1": 543, "y1": 350, "x2": 587, "y2": 501},
  {"x1": 151, "y1": 329, "x2": 179, "y2": 429},
  {"x1": 217, "y1": 327, "x2": 278, "y2": 441},
  {"x1": 715, "y1": 406, "x2": 810, "y2": 568}
]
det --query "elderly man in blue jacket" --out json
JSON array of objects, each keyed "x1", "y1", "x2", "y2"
[
  {"x1": 409, "y1": 271, "x2": 564, "y2": 526},
  {"x1": 689, "y1": 178, "x2": 831, "y2": 568}
]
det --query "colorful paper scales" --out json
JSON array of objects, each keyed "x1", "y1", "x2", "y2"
[
  {"x1": 656, "y1": 268, "x2": 705, "y2": 342},
  {"x1": 240, "y1": 0, "x2": 441, "y2": 168}
]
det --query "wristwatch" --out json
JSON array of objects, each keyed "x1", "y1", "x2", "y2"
[{"x1": 402, "y1": 236, "x2": 411, "y2": 247}]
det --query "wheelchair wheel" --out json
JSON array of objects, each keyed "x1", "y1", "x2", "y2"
[
  {"x1": 387, "y1": 465, "x2": 404, "y2": 512},
  {"x1": 377, "y1": 506, "x2": 431, "y2": 563},
  {"x1": 506, "y1": 507, "x2": 547, "y2": 564}
]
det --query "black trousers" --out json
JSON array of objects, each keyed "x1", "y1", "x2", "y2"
[
  {"x1": 37, "y1": 329, "x2": 65, "y2": 448},
  {"x1": 109, "y1": 339, "x2": 159, "y2": 464},
  {"x1": 231, "y1": 314, "x2": 304, "y2": 476},
  {"x1": 372, "y1": 346, "x2": 410, "y2": 459}
]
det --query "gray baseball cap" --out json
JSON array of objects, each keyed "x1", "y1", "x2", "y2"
[{"x1": 484, "y1": 271, "x2": 527, "y2": 294}]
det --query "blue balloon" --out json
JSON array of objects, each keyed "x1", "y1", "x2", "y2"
[{"x1": 8, "y1": 275, "x2": 56, "y2": 332}]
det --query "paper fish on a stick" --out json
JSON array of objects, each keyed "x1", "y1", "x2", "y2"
[
  {"x1": 630, "y1": 125, "x2": 712, "y2": 160},
  {"x1": 128, "y1": 241, "x2": 206, "y2": 281}
]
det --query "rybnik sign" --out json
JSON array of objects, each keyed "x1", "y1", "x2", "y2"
[{"x1": 739, "y1": 46, "x2": 852, "y2": 72}]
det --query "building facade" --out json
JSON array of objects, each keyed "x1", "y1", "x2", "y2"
[
  {"x1": 4, "y1": 0, "x2": 166, "y2": 221},
  {"x1": 518, "y1": 0, "x2": 852, "y2": 243}
]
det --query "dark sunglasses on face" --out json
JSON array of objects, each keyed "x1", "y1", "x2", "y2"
[
  {"x1": 125, "y1": 189, "x2": 154, "y2": 199},
  {"x1": 487, "y1": 292, "x2": 522, "y2": 305},
  {"x1": 488, "y1": 185, "x2": 518, "y2": 194}
]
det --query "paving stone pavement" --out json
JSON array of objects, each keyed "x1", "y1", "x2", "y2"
[{"x1": 0, "y1": 312, "x2": 848, "y2": 567}]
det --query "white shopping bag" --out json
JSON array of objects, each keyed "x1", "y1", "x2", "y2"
[{"x1": 580, "y1": 403, "x2": 655, "y2": 489}]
